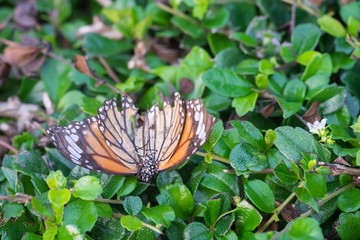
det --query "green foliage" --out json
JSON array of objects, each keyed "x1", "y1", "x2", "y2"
[{"x1": 1, "y1": 0, "x2": 360, "y2": 239}]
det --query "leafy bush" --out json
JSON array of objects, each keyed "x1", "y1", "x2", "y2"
[{"x1": 0, "y1": 0, "x2": 360, "y2": 239}]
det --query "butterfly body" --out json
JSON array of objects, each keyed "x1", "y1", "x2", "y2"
[{"x1": 47, "y1": 92, "x2": 215, "y2": 181}]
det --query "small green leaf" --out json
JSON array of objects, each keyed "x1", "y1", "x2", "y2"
[
  {"x1": 202, "y1": 199, "x2": 221, "y2": 226},
  {"x1": 291, "y1": 24, "x2": 321, "y2": 56},
  {"x1": 231, "y1": 91, "x2": 258, "y2": 117},
  {"x1": 203, "y1": 7, "x2": 229, "y2": 29},
  {"x1": 258, "y1": 60, "x2": 274, "y2": 75},
  {"x1": 203, "y1": 68, "x2": 253, "y2": 98},
  {"x1": 289, "y1": 218, "x2": 323, "y2": 240},
  {"x1": 118, "y1": 176, "x2": 137, "y2": 197},
  {"x1": 94, "y1": 202, "x2": 113, "y2": 218},
  {"x1": 31, "y1": 197, "x2": 52, "y2": 219},
  {"x1": 230, "y1": 143, "x2": 267, "y2": 173},
  {"x1": 91, "y1": 217, "x2": 126, "y2": 239},
  {"x1": 83, "y1": 33, "x2": 133, "y2": 56},
  {"x1": 120, "y1": 215, "x2": 143, "y2": 232},
  {"x1": 255, "y1": 73, "x2": 269, "y2": 90},
  {"x1": 171, "y1": 16, "x2": 203, "y2": 38},
  {"x1": 265, "y1": 130, "x2": 277, "y2": 150},
  {"x1": 3, "y1": 203, "x2": 24, "y2": 219},
  {"x1": 317, "y1": 15, "x2": 347, "y2": 38},
  {"x1": 231, "y1": 120, "x2": 266, "y2": 151},
  {"x1": 294, "y1": 187, "x2": 319, "y2": 212},
  {"x1": 283, "y1": 79, "x2": 306, "y2": 103},
  {"x1": 124, "y1": 196, "x2": 143, "y2": 216},
  {"x1": 183, "y1": 222, "x2": 212, "y2": 240},
  {"x1": 336, "y1": 212, "x2": 360, "y2": 240},
  {"x1": 304, "y1": 172, "x2": 327, "y2": 199},
  {"x1": 202, "y1": 121, "x2": 224, "y2": 152},
  {"x1": 276, "y1": 97, "x2": 302, "y2": 118},
  {"x1": 46, "y1": 170, "x2": 67, "y2": 190},
  {"x1": 48, "y1": 188, "x2": 71, "y2": 208},
  {"x1": 141, "y1": 205, "x2": 176, "y2": 228},
  {"x1": 244, "y1": 180, "x2": 275, "y2": 213},
  {"x1": 73, "y1": 176, "x2": 103, "y2": 200},
  {"x1": 274, "y1": 161, "x2": 299, "y2": 186},
  {"x1": 231, "y1": 32, "x2": 258, "y2": 47},
  {"x1": 236, "y1": 59, "x2": 259, "y2": 75},
  {"x1": 338, "y1": 188, "x2": 360, "y2": 212},
  {"x1": 235, "y1": 200, "x2": 262, "y2": 232}
]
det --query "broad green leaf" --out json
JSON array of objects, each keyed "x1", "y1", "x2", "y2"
[
  {"x1": 156, "y1": 170, "x2": 183, "y2": 189},
  {"x1": 283, "y1": 79, "x2": 306, "y2": 103},
  {"x1": 63, "y1": 199, "x2": 98, "y2": 234},
  {"x1": 203, "y1": 7, "x2": 229, "y2": 29},
  {"x1": 312, "y1": 139, "x2": 331, "y2": 162},
  {"x1": 258, "y1": 60, "x2": 274, "y2": 75},
  {"x1": 73, "y1": 176, "x2": 103, "y2": 200},
  {"x1": 231, "y1": 91, "x2": 258, "y2": 117},
  {"x1": 244, "y1": 180, "x2": 275, "y2": 213},
  {"x1": 94, "y1": 202, "x2": 113, "y2": 218},
  {"x1": 31, "y1": 197, "x2": 52, "y2": 219},
  {"x1": 297, "y1": 51, "x2": 322, "y2": 66},
  {"x1": 214, "y1": 213, "x2": 235, "y2": 236},
  {"x1": 171, "y1": 17, "x2": 203, "y2": 38},
  {"x1": 301, "y1": 54, "x2": 332, "y2": 81},
  {"x1": 101, "y1": 175, "x2": 125, "y2": 199},
  {"x1": 124, "y1": 196, "x2": 142, "y2": 215},
  {"x1": 291, "y1": 24, "x2": 321, "y2": 56},
  {"x1": 187, "y1": 162, "x2": 208, "y2": 194},
  {"x1": 336, "y1": 212, "x2": 360, "y2": 240},
  {"x1": 11, "y1": 150, "x2": 49, "y2": 176},
  {"x1": 274, "y1": 127, "x2": 314, "y2": 162},
  {"x1": 120, "y1": 215, "x2": 142, "y2": 232},
  {"x1": 229, "y1": 143, "x2": 268, "y2": 173},
  {"x1": 156, "y1": 182, "x2": 194, "y2": 220},
  {"x1": 255, "y1": 73, "x2": 269, "y2": 90},
  {"x1": 214, "y1": 47, "x2": 244, "y2": 70},
  {"x1": 236, "y1": 59, "x2": 259, "y2": 75},
  {"x1": 235, "y1": 200, "x2": 262, "y2": 232},
  {"x1": 183, "y1": 222, "x2": 212, "y2": 240},
  {"x1": 231, "y1": 120, "x2": 266, "y2": 151},
  {"x1": 166, "y1": 219, "x2": 187, "y2": 240},
  {"x1": 289, "y1": 218, "x2": 323, "y2": 240},
  {"x1": 182, "y1": 46, "x2": 213, "y2": 69},
  {"x1": 304, "y1": 172, "x2": 327, "y2": 199},
  {"x1": 207, "y1": 33, "x2": 237, "y2": 55},
  {"x1": 338, "y1": 188, "x2": 360, "y2": 212},
  {"x1": 276, "y1": 97, "x2": 302, "y2": 118},
  {"x1": 317, "y1": 15, "x2": 346, "y2": 38},
  {"x1": 91, "y1": 217, "x2": 126, "y2": 239},
  {"x1": 83, "y1": 33, "x2": 133, "y2": 56},
  {"x1": 294, "y1": 187, "x2": 319, "y2": 212},
  {"x1": 118, "y1": 176, "x2": 137, "y2": 197},
  {"x1": 141, "y1": 205, "x2": 176, "y2": 228},
  {"x1": 22, "y1": 233, "x2": 43, "y2": 240},
  {"x1": 48, "y1": 188, "x2": 71, "y2": 208},
  {"x1": 3, "y1": 203, "x2": 24, "y2": 219},
  {"x1": 231, "y1": 32, "x2": 258, "y2": 47},
  {"x1": 274, "y1": 161, "x2": 299, "y2": 186},
  {"x1": 192, "y1": 0, "x2": 208, "y2": 20},
  {"x1": 202, "y1": 68, "x2": 253, "y2": 98},
  {"x1": 201, "y1": 199, "x2": 221, "y2": 226}
]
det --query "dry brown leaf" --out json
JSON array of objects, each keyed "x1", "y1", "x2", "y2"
[
  {"x1": 0, "y1": 60, "x2": 10, "y2": 87},
  {"x1": 77, "y1": 16, "x2": 122, "y2": 40},
  {"x1": 333, "y1": 156, "x2": 351, "y2": 166},
  {"x1": 179, "y1": 78, "x2": 194, "y2": 94},
  {"x1": 0, "y1": 136, "x2": 11, "y2": 158},
  {"x1": 2, "y1": 46, "x2": 41, "y2": 66},
  {"x1": 128, "y1": 40, "x2": 150, "y2": 71},
  {"x1": 14, "y1": 0, "x2": 37, "y2": 30},
  {"x1": 340, "y1": 0, "x2": 355, "y2": 4},
  {"x1": 302, "y1": 101, "x2": 321, "y2": 123},
  {"x1": 275, "y1": 200, "x2": 300, "y2": 223},
  {"x1": 74, "y1": 55, "x2": 103, "y2": 82},
  {"x1": 259, "y1": 103, "x2": 275, "y2": 119}
]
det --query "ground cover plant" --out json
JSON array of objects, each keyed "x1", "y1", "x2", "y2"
[{"x1": 0, "y1": 0, "x2": 360, "y2": 239}]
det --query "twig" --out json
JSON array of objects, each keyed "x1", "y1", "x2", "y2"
[
  {"x1": 318, "y1": 161, "x2": 360, "y2": 176},
  {"x1": 0, "y1": 139, "x2": 18, "y2": 154},
  {"x1": 295, "y1": 114, "x2": 308, "y2": 125},
  {"x1": 98, "y1": 56, "x2": 121, "y2": 83},
  {"x1": 270, "y1": 182, "x2": 355, "y2": 240},
  {"x1": 156, "y1": 3, "x2": 197, "y2": 25},
  {"x1": 290, "y1": 0, "x2": 296, "y2": 34},
  {"x1": 281, "y1": 0, "x2": 322, "y2": 17},
  {"x1": 94, "y1": 198, "x2": 123, "y2": 204},
  {"x1": 274, "y1": 61, "x2": 297, "y2": 71},
  {"x1": 47, "y1": 52, "x2": 73, "y2": 67},
  {"x1": 195, "y1": 151, "x2": 230, "y2": 164},
  {"x1": 0, "y1": 193, "x2": 32, "y2": 204},
  {"x1": 113, "y1": 213, "x2": 163, "y2": 234}
]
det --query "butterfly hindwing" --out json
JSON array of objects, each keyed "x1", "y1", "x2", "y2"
[
  {"x1": 158, "y1": 98, "x2": 216, "y2": 171},
  {"x1": 46, "y1": 116, "x2": 137, "y2": 174}
]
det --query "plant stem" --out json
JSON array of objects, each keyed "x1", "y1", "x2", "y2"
[
  {"x1": 270, "y1": 182, "x2": 355, "y2": 240},
  {"x1": 281, "y1": 0, "x2": 322, "y2": 17},
  {"x1": 195, "y1": 151, "x2": 230, "y2": 164},
  {"x1": 156, "y1": 3, "x2": 197, "y2": 25},
  {"x1": 98, "y1": 56, "x2": 121, "y2": 83},
  {"x1": 94, "y1": 198, "x2": 123, "y2": 204},
  {"x1": 0, "y1": 139, "x2": 19, "y2": 154},
  {"x1": 113, "y1": 213, "x2": 163, "y2": 235},
  {"x1": 211, "y1": 207, "x2": 238, "y2": 230}
]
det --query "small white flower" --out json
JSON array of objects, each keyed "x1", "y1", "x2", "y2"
[{"x1": 307, "y1": 118, "x2": 327, "y2": 135}]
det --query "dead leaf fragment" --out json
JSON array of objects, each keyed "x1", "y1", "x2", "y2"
[
  {"x1": 259, "y1": 103, "x2": 275, "y2": 119},
  {"x1": 74, "y1": 55, "x2": 103, "y2": 82},
  {"x1": 2, "y1": 46, "x2": 41, "y2": 66},
  {"x1": 128, "y1": 40, "x2": 150, "y2": 71},
  {"x1": 77, "y1": 16, "x2": 122, "y2": 40},
  {"x1": 333, "y1": 156, "x2": 351, "y2": 166},
  {"x1": 302, "y1": 101, "x2": 321, "y2": 123},
  {"x1": 14, "y1": 0, "x2": 38, "y2": 30},
  {"x1": 0, "y1": 136, "x2": 11, "y2": 158},
  {"x1": 0, "y1": 60, "x2": 10, "y2": 87}
]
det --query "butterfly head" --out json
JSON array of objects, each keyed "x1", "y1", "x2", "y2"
[{"x1": 136, "y1": 154, "x2": 158, "y2": 182}]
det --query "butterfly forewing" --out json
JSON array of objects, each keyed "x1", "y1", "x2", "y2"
[
  {"x1": 46, "y1": 116, "x2": 137, "y2": 174},
  {"x1": 97, "y1": 97, "x2": 141, "y2": 166},
  {"x1": 158, "y1": 98, "x2": 216, "y2": 170}
]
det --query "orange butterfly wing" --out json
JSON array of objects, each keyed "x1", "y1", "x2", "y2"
[
  {"x1": 158, "y1": 98, "x2": 216, "y2": 171},
  {"x1": 47, "y1": 115, "x2": 137, "y2": 175}
]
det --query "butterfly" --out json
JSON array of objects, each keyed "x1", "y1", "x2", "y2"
[{"x1": 46, "y1": 92, "x2": 216, "y2": 181}]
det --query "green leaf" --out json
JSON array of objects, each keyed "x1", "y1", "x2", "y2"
[
  {"x1": 134, "y1": 14, "x2": 153, "y2": 39},
  {"x1": 182, "y1": 46, "x2": 213, "y2": 69},
  {"x1": 118, "y1": 176, "x2": 137, "y2": 197},
  {"x1": 301, "y1": 54, "x2": 332, "y2": 81},
  {"x1": 83, "y1": 33, "x2": 133, "y2": 56},
  {"x1": 244, "y1": 180, "x2": 275, "y2": 213},
  {"x1": 48, "y1": 188, "x2": 71, "y2": 208},
  {"x1": 124, "y1": 196, "x2": 143, "y2": 216},
  {"x1": 203, "y1": 7, "x2": 229, "y2": 29},
  {"x1": 274, "y1": 161, "x2": 299, "y2": 186},
  {"x1": 156, "y1": 182, "x2": 194, "y2": 220},
  {"x1": 207, "y1": 33, "x2": 236, "y2": 55},
  {"x1": 91, "y1": 217, "x2": 126, "y2": 239},
  {"x1": 294, "y1": 187, "x2": 319, "y2": 212},
  {"x1": 94, "y1": 202, "x2": 113, "y2": 218},
  {"x1": 338, "y1": 188, "x2": 360, "y2": 212},
  {"x1": 231, "y1": 32, "x2": 258, "y2": 47},
  {"x1": 276, "y1": 97, "x2": 302, "y2": 118},
  {"x1": 304, "y1": 172, "x2": 327, "y2": 199},
  {"x1": 31, "y1": 197, "x2": 52, "y2": 219},
  {"x1": 187, "y1": 162, "x2": 208, "y2": 194},
  {"x1": 157, "y1": 170, "x2": 183, "y2": 189},
  {"x1": 258, "y1": 60, "x2": 274, "y2": 75},
  {"x1": 73, "y1": 176, "x2": 103, "y2": 200},
  {"x1": 202, "y1": 68, "x2": 253, "y2": 98},
  {"x1": 166, "y1": 219, "x2": 187, "y2": 240},
  {"x1": 141, "y1": 205, "x2": 176, "y2": 228},
  {"x1": 41, "y1": 58, "x2": 72, "y2": 104},
  {"x1": 183, "y1": 222, "x2": 212, "y2": 240},
  {"x1": 231, "y1": 91, "x2": 258, "y2": 117},
  {"x1": 336, "y1": 212, "x2": 360, "y2": 240},
  {"x1": 235, "y1": 200, "x2": 262, "y2": 232},
  {"x1": 236, "y1": 59, "x2": 259, "y2": 75},
  {"x1": 171, "y1": 17, "x2": 203, "y2": 38},
  {"x1": 3, "y1": 203, "x2": 24, "y2": 219},
  {"x1": 297, "y1": 51, "x2": 322, "y2": 66},
  {"x1": 129, "y1": 227, "x2": 156, "y2": 240},
  {"x1": 312, "y1": 140, "x2": 331, "y2": 162},
  {"x1": 255, "y1": 73, "x2": 269, "y2": 90},
  {"x1": 215, "y1": 213, "x2": 235, "y2": 236},
  {"x1": 283, "y1": 79, "x2": 306, "y2": 102},
  {"x1": 317, "y1": 15, "x2": 347, "y2": 38},
  {"x1": 101, "y1": 175, "x2": 125, "y2": 199},
  {"x1": 291, "y1": 24, "x2": 321, "y2": 56},
  {"x1": 202, "y1": 121, "x2": 224, "y2": 152},
  {"x1": 22, "y1": 233, "x2": 43, "y2": 240},
  {"x1": 11, "y1": 150, "x2": 49, "y2": 176},
  {"x1": 289, "y1": 218, "x2": 323, "y2": 240},
  {"x1": 274, "y1": 127, "x2": 314, "y2": 162},
  {"x1": 231, "y1": 120, "x2": 266, "y2": 151},
  {"x1": 192, "y1": 0, "x2": 208, "y2": 20},
  {"x1": 214, "y1": 47, "x2": 244, "y2": 70},
  {"x1": 63, "y1": 199, "x2": 98, "y2": 234},
  {"x1": 120, "y1": 215, "x2": 143, "y2": 232},
  {"x1": 202, "y1": 199, "x2": 221, "y2": 226},
  {"x1": 230, "y1": 143, "x2": 267, "y2": 173}
]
